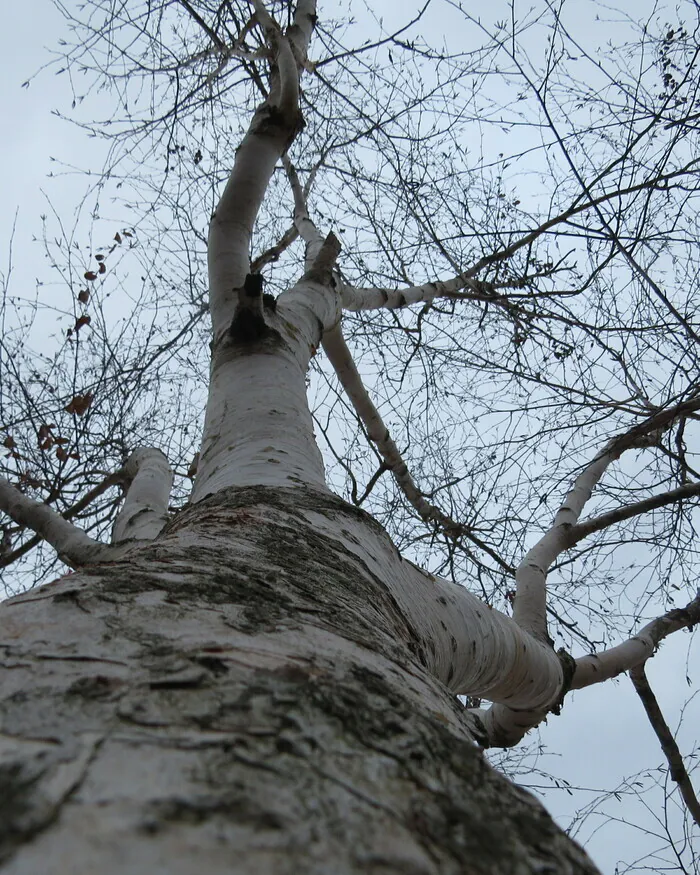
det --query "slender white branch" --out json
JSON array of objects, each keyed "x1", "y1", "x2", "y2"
[
  {"x1": 514, "y1": 398, "x2": 700, "y2": 642},
  {"x1": 341, "y1": 275, "x2": 494, "y2": 311},
  {"x1": 573, "y1": 591, "x2": 700, "y2": 690},
  {"x1": 112, "y1": 448, "x2": 174, "y2": 544},
  {"x1": 514, "y1": 441, "x2": 620, "y2": 642},
  {"x1": 321, "y1": 323, "x2": 514, "y2": 574},
  {"x1": 282, "y1": 154, "x2": 324, "y2": 264},
  {"x1": 570, "y1": 480, "x2": 700, "y2": 544},
  {"x1": 0, "y1": 476, "x2": 114, "y2": 568}
]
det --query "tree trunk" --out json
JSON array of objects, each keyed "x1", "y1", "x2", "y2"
[{"x1": 0, "y1": 486, "x2": 598, "y2": 874}]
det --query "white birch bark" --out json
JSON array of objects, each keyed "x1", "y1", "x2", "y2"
[
  {"x1": 0, "y1": 486, "x2": 599, "y2": 875},
  {"x1": 111, "y1": 448, "x2": 173, "y2": 544},
  {"x1": 0, "y1": 477, "x2": 114, "y2": 568}
]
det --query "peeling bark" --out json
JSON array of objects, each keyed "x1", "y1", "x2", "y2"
[{"x1": 0, "y1": 486, "x2": 598, "y2": 874}]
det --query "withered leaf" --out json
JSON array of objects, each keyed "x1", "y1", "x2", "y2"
[
  {"x1": 2, "y1": 435, "x2": 16, "y2": 449},
  {"x1": 78, "y1": 290, "x2": 90, "y2": 304},
  {"x1": 74, "y1": 315, "x2": 91, "y2": 331},
  {"x1": 55, "y1": 447, "x2": 69, "y2": 461},
  {"x1": 98, "y1": 262, "x2": 106, "y2": 274},
  {"x1": 114, "y1": 232, "x2": 122, "y2": 244},
  {"x1": 84, "y1": 271, "x2": 98, "y2": 281},
  {"x1": 64, "y1": 393, "x2": 93, "y2": 416}
]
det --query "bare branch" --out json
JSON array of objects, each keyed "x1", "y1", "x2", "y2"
[
  {"x1": 573, "y1": 591, "x2": 700, "y2": 690},
  {"x1": 630, "y1": 662, "x2": 700, "y2": 828},
  {"x1": 571, "y1": 481, "x2": 700, "y2": 544},
  {"x1": 515, "y1": 397, "x2": 700, "y2": 642},
  {"x1": 0, "y1": 477, "x2": 115, "y2": 568}
]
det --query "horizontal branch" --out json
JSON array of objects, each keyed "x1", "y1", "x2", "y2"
[
  {"x1": 570, "y1": 480, "x2": 700, "y2": 544},
  {"x1": 340, "y1": 164, "x2": 699, "y2": 314},
  {"x1": 0, "y1": 476, "x2": 115, "y2": 568},
  {"x1": 573, "y1": 590, "x2": 700, "y2": 690}
]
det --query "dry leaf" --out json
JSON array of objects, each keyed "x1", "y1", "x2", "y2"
[{"x1": 64, "y1": 393, "x2": 93, "y2": 416}]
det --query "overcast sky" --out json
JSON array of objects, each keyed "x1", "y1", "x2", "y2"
[{"x1": 1, "y1": 2, "x2": 698, "y2": 872}]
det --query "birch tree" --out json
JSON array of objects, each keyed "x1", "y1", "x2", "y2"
[{"x1": 1, "y1": 0, "x2": 700, "y2": 871}]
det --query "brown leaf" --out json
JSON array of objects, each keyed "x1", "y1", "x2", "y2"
[
  {"x1": 98, "y1": 262, "x2": 106, "y2": 275},
  {"x1": 55, "y1": 447, "x2": 69, "y2": 461},
  {"x1": 40, "y1": 438, "x2": 54, "y2": 451},
  {"x1": 74, "y1": 315, "x2": 91, "y2": 332},
  {"x1": 78, "y1": 290, "x2": 90, "y2": 304},
  {"x1": 95, "y1": 254, "x2": 105, "y2": 261},
  {"x1": 123, "y1": 230, "x2": 133, "y2": 238},
  {"x1": 64, "y1": 393, "x2": 93, "y2": 416},
  {"x1": 2, "y1": 435, "x2": 16, "y2": 449},
  {"x1": 114, "y1": 232, "x2": 122, "y2": 244},
  {"x1": 54, "y1": 436, "x2": 70, "y2": 445},
  {"x1": 38, "y1": 423, "x2": 55, "y2": 440},
  {"x1": 84, "y1": 271, "x2": 98, "y2": 281}
]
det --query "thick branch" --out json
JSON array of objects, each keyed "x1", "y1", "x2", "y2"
[
  {"x1": 0, "y1": 477, "x2": 114, "y2": 568},
  {"x1": 471, "y1": 590, "x2": 700, "y2": 749},
  {"x1": 0, "y1": 471, "x2": 122, "y2": 569},
  {"x1": 112, "y1": 448, "x2": 174, "y2": 543},
  {"x1": 630, "y1": 663, "x2": 700, "y2": 827},
  {"x1": 207, "y1": 0, "x2": 316, "y2": 340}
]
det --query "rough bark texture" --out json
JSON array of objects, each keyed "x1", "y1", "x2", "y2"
[{"x1": 0, "y1": 487, "x2": 598, "y2": 874}]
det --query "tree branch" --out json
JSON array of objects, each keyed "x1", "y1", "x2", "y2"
[
  {"x1": 0, "y1": 477, "x2": 115, "y2": 568},
  {"x1": 207, "y1": 0, "x2": 316, "y2": 340},
  {"x1": 340, "y1": 166, "x2": 700, "y2": 313},
  {"x1": 514, "y1": 397, "x2": 700, "y2": 643},
  {"x1": 629, "y1": 662, "x2": 700, "y2": 828},
  {"x1": 573, "y1": 591, "x2": 700, "y2": 690},
  {"x1": 0, "y1": 471, "x2": 123, "y2": 569},
  {"x1": 112, "y1": 448, "x2": 174, "y2": 543},
  {"x1": 571, "y1": 481, "x2": 700, "y2": 544}
]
